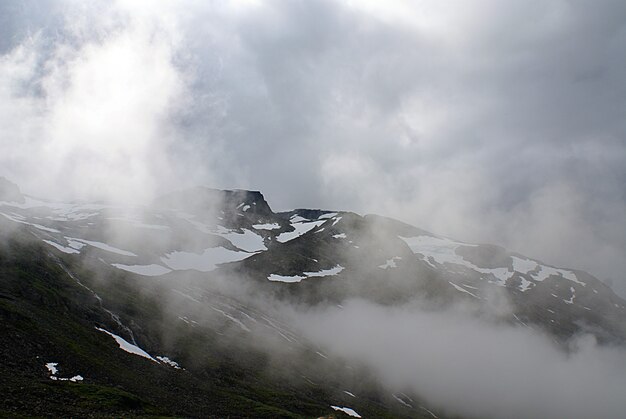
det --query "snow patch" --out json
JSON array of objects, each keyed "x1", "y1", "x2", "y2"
[
  {"x1": 290, "y1": 215, "x2": 308, "y2": 223},
  {"x1": 43, "y1": 240, "x2": 80, "y2": 254},
  {"x1": 563, "y1": 286, "x2": 576, "y2": 304},
  {"x1": 269, "y1": 265, "x2": 344, "y2": 282},
  {"x1": 252, "y1": 222, "x2": 281, "y2": 230},
  {"x1": 96, "y1": 327, "x2": 157, "y2": 362},
  {"x1": 208, "y1": 304, "x2": 251, "y2": 332},
  {"x1": 511, "y1": 256, "x2": 538, "y2": 275},
  {"x1": 161, "y1": 247, "x2": 252, "y2": 272},
  {"x1": 379, "y1": 256, "x2": 401, "y2": 269},
  {"x1": 449, "y1": 281, "x2": 480, "y2": 299},
  {"x1": 0, "y1": 212, "x2": 61, "y2": 233},
  {"x1": 331, "y1": 406, "x2": 361, "y2": 418},
  {"x1": 393, "y1": 393, "x2": 413, "y2": 407},
  {"x1": 402, "y1": 235, "x2": 583, "y2": 290},
  {"x1": 303, "y1": 265, "x2": 344, "y2": 277},
  {"x1": 401, "y1": 235, "x2": 511, "y2": 286},
  {"x1": 268, "y1": 274, "x2": 306, "y2": 283},
  {"x1": 69, "y1": 238, "x2": 137, "y2": 257},
  {"x1": 318, "y1": 212, "x2": 338, "y2": 219},
  {"x1": 532, "y1": 265, "x2": 583, "y2": 285},
  {"x1": 217, "y1": 229, "x2": 266, "y2": 252},
  {"x1": 45, "y1": 362, "x2": 83, "y2": 382},
  {"x1": 156, "y1": 356, "x2": 181, "y2": 369},
  {"x1": 112, "y1": 263, "x2": 171, "y2": 276},
  {"x1": 276, "y1": 220, "x2": 325, "y2": 243},
  {"x1": 518, "y1": 276, "x2": 534, "y2": 292},
  {"x1": 46, "y1": 362, "x2": 58, "y2": 375}
]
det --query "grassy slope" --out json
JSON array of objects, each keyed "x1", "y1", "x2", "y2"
[{"x1": 0, "y1": 227, "x2": 433, "y2": 418}]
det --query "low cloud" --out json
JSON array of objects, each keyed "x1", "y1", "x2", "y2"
[{"x1": 292, "y1": 299, "x2": 626, "y2": 419}]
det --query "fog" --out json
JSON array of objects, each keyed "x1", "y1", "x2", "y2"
[
  {"x1": 291, "y1": 299, "x2": 626, "y2": 419},
  {"x1": 1, "y1": 1, "x2": 626, "y2": 418}
]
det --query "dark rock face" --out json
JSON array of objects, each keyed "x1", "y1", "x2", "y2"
[{"x1": 0, "y1": 178, "x2": 24, "y2": 204}]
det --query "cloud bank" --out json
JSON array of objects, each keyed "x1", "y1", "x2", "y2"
[{"x1": 293, "y1": 299, "x2": 626, "y2": 419}]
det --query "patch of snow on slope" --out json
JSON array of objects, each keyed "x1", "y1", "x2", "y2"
[
  {"x1": 217, "y1": 229, "x2": 266, "y2": 252},
  {"x1": 449, "y1": 281, "x2": 480, "y2": 299},
  {"x1": 252, "y1": 222, "x2": 281, "y2": 230},
  {"x1": 156, "y1": 356, "x2": 181, "y2": 369},
  {"x1": 161, "y1": 247, "x2": 251, "y2": 272},
  {"x1": 208, "y1": 305, "x2": 251, "y2": 332},
  {"x1": 45, "y1": 362, "x2": 84, "y2": 382},
  {"x1": 401, "y1": 235, "x2": 512, "y2": 286},
  {"x1": 331, "y1": 406, "x2": 361, "y2": 418},
  {"x1": 393, "y1": 393, "x2": 413, "y2": 407},
  {"x1": 8, "y1": 198, "x2": 106, "y2": 222},
  {"x1": 67, "y1": 239, "x2": 86, "y2": 250},
  {"x1": 276, "y1": 220, "x2": 325, "y2": 243},
  {"x1": 0, "y1": 212, "x2": 61, "y2": 232},
  {"x1": 96, "y1": 327, "x2": 157, "y2": 362},
  {"x1": 332, "y1": 233, "x2": 347, "y2": 239},
  {"x1": 400, "y1": 235, "x2": 472, "y2": 265},
  {"x1": 403, "y1": 235, "x2": 582, "y2": 290},
  {"x1": 46, "y1": 363, "x2": 58, "y2": 375},
  {"x1": 511, "y1": 256, "x2": 538, "y2": 274},
  {"x1": 69, "y1": 238, "x2": 137, "y2": 257},
  {"x1": 510, "y1": 256, "x2": 585, "y2": 289},
  {"x1": 318, "y1": 212, "x2": 338, "y2": 219},
  {"x1": 269, "y1": 265, "x2": 344, "y2": 282},
  {"x1": 533, "y1": 264, "x2": 585, "y2": 286},
  {"x1": 564, "y1": 286, "x2": 576, "y2": 304},
  {"x1": 303, "y1": 265, "x2": 344, "y2": 277},
  {"x1": 43, "y1": 240, "x2": 80, "y2": 254},
  {"x1": 267, "y1": 274, "x2": 306, "y2": 283},
  {"x1": 379, "y1": 256, "x2": 401, "y2": 269},
  {"x1": 344, "y1": 391, "x2": 356, "y2": 398},
  {"x1": 112, "y1": 264, "x2": 171, "y2": 276},
  {"x1": 518, "y1": 276, "x2": 534, "y2": 292},
  {"x1": 421, "y1": 406, "x2": 439, "y2": 418}
]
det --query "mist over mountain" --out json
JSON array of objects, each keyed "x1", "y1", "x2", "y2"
[
  {"x1": 1, "y1": 181, "x2": 625, "y2": 418},
  {"x1": 1, "y1": 1, "x2": 626, "y2": 418}
]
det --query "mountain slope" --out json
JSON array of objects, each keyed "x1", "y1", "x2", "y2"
[{"x1": 1, "y1": 182, "x2": 625, "y2": 417}]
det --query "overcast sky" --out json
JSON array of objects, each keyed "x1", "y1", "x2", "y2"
[{"x1": 1, "y1": 0, "x2": 625, "y2": 296}]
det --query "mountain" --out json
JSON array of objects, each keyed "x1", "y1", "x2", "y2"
[{"x1": 1, "y1": 184, "x2": 625, "y2": 418}]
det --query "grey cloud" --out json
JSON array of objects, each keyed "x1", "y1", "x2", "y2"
[{"x1": 291, "y1": 299, "x2": 626, "y2": 419}]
